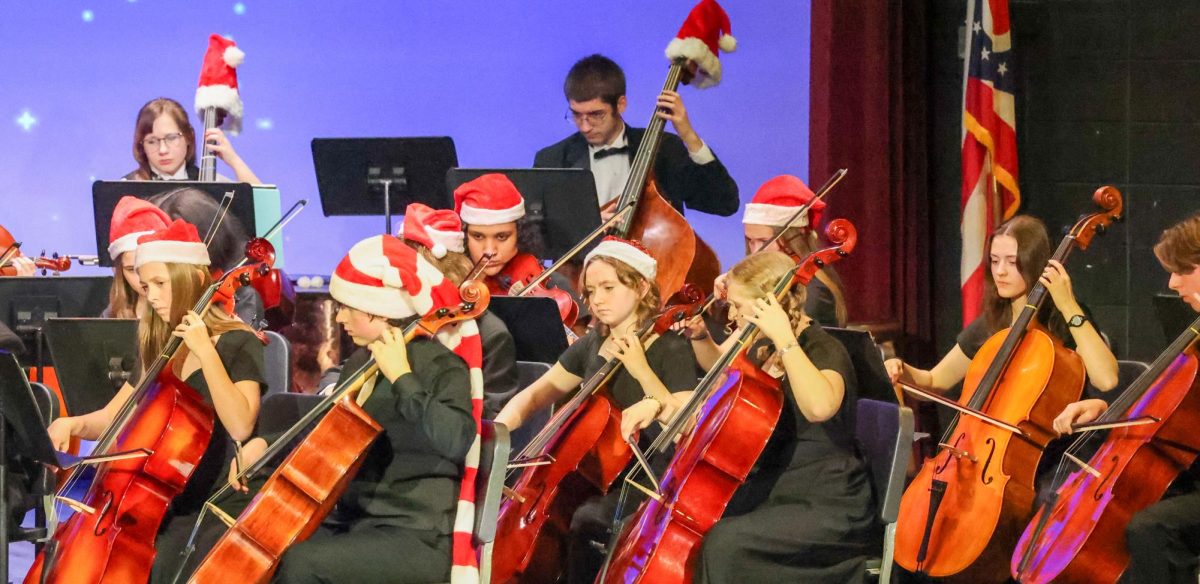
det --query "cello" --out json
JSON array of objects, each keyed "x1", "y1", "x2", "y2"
[
  {"x1": 598, "y1": 219, "x2": 857, "y2": 584},
  {"x1": 184, "y1": 278, "x2": 490, "y2": 584},
  {"x1": 893, "y1": 186, "x2": 1124, "y2": 581},
  {"x1": 24, "y1": 237, "x2": 278, "y2": 584},
  {"x1": 1011, "y1": 312, "x2": 1200, "y2": 583}
]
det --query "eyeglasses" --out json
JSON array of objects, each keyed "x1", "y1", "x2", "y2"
[
  {"x1": 142, "y1": 132, "x2": 185, "y2": 150},
  {"x1": 565, "y1": 108, "x2": 610, "y2": 126}
]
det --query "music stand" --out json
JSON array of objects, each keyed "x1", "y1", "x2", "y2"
[
  {"x1": 487, "y1": 297, "x2": 569, "y2": 365},
  {"x1": 0, "y1": 277, "x2": 112, "y2": 377},
  {"x1": 824, "y1": 327, "x2": 896, "y2": 404},
  {"x1": 312, "y1": 137, "x2": 458, "y2": 235},
  {"x1": 446, "y1": 168, "x2": 602, "y2": 261},
  {"x1": 45, "y1": 318, "x2": 138, "y2": 417},
  {"x1": 92, "y1": 181, "x2": 257, "y2": 268}
]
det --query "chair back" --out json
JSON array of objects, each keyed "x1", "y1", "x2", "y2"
[
  {"x1": 475, "y1": 420, "x2": 511, "y2": 584},
  {"x1": 257, "y1": 392, "x2": 324, "y2": 437},
  {"x1": 854, "y1": 398, "x2": 914, "y2": 523},
  {"x1": 262, "y1": 330, "x2": 292, "y2": 396}
]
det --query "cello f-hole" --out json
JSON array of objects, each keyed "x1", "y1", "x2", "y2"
[
  {"x1": 1093, "y1": 455, "x2": 1119, "y2": 501},
  {"x1": 92, "y1": 490, "x2": 115, "y2": 536},
  {"x1": 981, "y1": 438, "x2": 998, "y2": 485}
]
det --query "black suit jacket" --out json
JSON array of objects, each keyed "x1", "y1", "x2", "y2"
[{"x1": 533, "y1": 126, "x2": 739, "y2": 217}]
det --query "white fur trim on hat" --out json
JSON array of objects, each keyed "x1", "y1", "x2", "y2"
[
  {"x1": 328, "y1": 276, "x2": 417, "y2": 320},
  {"x1": 223, "y1": 45, "x2": 245, "y2": 68},
  {"x1": 585, "y1": 240, "x2": 657, "y2": 280},
  {"x1": 108, "y1": 230, "x2": 154, "y2": 261},
  {"x1": 666, "y1": 37, "x2": 722, "y2": 89},
  {"x1": 194, "y1": 85, "x2": 244, "y2": 134},
  {"x1": 459, "y1": 201, "x2": 525, "y2": 226},
  {"x1": 743, "y1": 203, "x2": 809, "y2": 228},
  {"x1": 135, "y1": 240, "x2": 211, "y2": 268}
]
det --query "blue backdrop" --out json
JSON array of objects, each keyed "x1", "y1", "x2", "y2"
[{"x1": 0, "y1": 0, "x2": 810, "y2": 275}]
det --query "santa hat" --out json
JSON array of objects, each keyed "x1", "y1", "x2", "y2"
[
  {"x1": 329, "y1": 234, "x2": 461, "y2": 320},
  {"x1": 108, "y1": 196, "x2": 171, "y2": 261},
  {"x1": 135, "y1": 219, "x2": 211, "y2": 268},
  {"x1": 743, "y1": 175, "x2": 826, "y2": 229},
  {"x1": 665, "y1": 0, "x2": 737, "y2": 89},
  {"x1": 584, "y1": 236, "x2": 658, "y2": 281},
  {"x1": 454, "y1": 174, "x2": 525, "y2": 226},
  {"x1": 398, "y1": 203, "x2": 465, "y2": 259},
  {"x1": 195, "y1": 34, "x2": 245, "y2": 134}
]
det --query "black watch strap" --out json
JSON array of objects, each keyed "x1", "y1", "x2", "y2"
[{"x1": 1067, "y1": 314, "x2": 1088, "y2": 328}]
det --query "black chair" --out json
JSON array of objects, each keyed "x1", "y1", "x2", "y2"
[
  {"x1": 257, "y1": 392, "x2": 324, "y2": 438},
  {"x1": 508, "y1": 361, "x2": 551, "y2": 457},
  {"x1": 856, "y1": 398, "x2": 915, "y2": 584},
  {"x1": 19, "y1": 382, "x2": 58, "y2": 547},
  {"x1": 261, "y1": 331, "x2": 292, "y2": 396}
]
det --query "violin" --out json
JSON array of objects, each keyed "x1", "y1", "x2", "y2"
[
  {"x1": 25, "y1": 238, "x2": 278, "y2": 584},
  {"x1": 598, "y1": 219, "x2": 857, "y2": 584},
  {"x1": 498, "y1": 252, "x2": 580, "y2": 328},
  {"x1": 894, "y1": 186, "x2": 1123, "y2": 581},
  {"x1": 188, "y1": 279, "x2": 490, "y2": 584},
  {"x1": 0, "y1": 224, "x2": 73, "y2": 276}
]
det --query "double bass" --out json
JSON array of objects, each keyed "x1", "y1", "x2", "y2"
[
  {"x1": 894, "y1": 186, "x2": 1124, "y2": 581},
  {"x1": 25, "y1": 238, "x2": 278, "y2": 584},
  {"x1": 1011, "y1": 311, "x2": 1200, "y2": 583},
  {"x1": 599, "y1": 219, "x2": 857, "y2": 583}
]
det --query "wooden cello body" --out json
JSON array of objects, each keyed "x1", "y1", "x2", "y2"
[
  {"x1": 894, "y1": 186, "x2": 1124, "y2": 581},
  {"x1": 1011, "y1": 324, "x2": 1200, "y2": 583}
]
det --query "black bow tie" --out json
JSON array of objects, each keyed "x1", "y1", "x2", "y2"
[{"x1": 593, "y1": 145, "x2": 630, "y2": 160}]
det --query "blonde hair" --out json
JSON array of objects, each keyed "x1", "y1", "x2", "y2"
[
  {"x1": 748, "y1": 226, "x2": 847, "y2": 326},
  {"x1": 138, "y1": 262, "x2": 253, "y2": 372},
  {"x1": 581, "y1": 256, "x2": 661, "y2": 336},
  {"x1": 728, "y1": 251, "x2": 808, "y2": 326}
]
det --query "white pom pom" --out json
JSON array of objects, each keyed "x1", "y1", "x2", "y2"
[
  {"x1": 432, "y1": 243, "x2": 448, "y2": 259},
  {"x1": 719, "y1": 34, "x2": 737, "y2": 53},
  {"x1": 224, "y1": 45, "x2": 245, "y2": 68}
]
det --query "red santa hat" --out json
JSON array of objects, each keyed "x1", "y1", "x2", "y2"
[
  {"x1": 135, "y1": 219, "x2": 211, "y2": 268},
  {"x1": 397, "y1": 203, "x2": 465, "y2": 259},
  {"x1": 108, "y1": 196, "x2": 171, "y2": 261},
  {"x1": 743, "y1": 175, "x2": 826, "y2": 229},
  {"x1": 584, "y1": 236, "x2": 658, "y2": 281},
  {"x1": 453, "y1": 174, "x2": 525, "y2": 226},
  {"x1": 665, "y1": 0, "x2": 737, "y2": 89},
  {"x1": 329, "y1": 234, "x2": 461, "y2": 320},
  {"x1": 195, "y1": 34, "x2": 245, "y2": 134}
]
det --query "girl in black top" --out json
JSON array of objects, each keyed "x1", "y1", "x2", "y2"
[
  {"x1": 495, "y1": 236, "x2": 700, "y2": 583},
  {"x1": 42, "y1": 219, "x2": 265, "y2": 582},
  {"x1": 694, "y1": 250, "x2": 878, "y2": 584}
]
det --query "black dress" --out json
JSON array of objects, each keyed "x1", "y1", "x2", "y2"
[
  {"x1": 556, "y1": 329, "x2": 700, "y2": 584},
  {"x1": 151, "y1": 329, "x2": 266, "y2": 583},
  {"x1": 696, "y1": 323, "x2": 880, "y2": 584}
]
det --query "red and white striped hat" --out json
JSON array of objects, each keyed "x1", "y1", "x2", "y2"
[
  {"x1": 665, "y1": 0, "x2": 737, "y2": 89},
  {"x1": 135, "y1": 219, "x2": 211, "y2": 268},
  {"x1": 329, "y1": 234, "x2": 461, "y2": 320},
  {"x1": 398, "y1": 203, "x2": 465, "y2": 259},
  {"x1": 195, "y1": 33, "x2": 245, "y2": 134},
  {"x1": 743, "y1": 175, "x2": 825, "y2": 229},
  {"x1": 454, "y1": 173, "x2": 525, "y2": 226},
  {"x1": 108, "y1": 196, "x2": 171, "y2": 261},
  {"x1": 584, "y1": 236, "x2": 657, "y2": 280}
]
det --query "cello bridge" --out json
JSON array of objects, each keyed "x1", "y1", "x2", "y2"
[
  {"x1": 55, "y1": 496, "x2": 95, "y2": 515},
  {"x1": 205, "y1": 502, "x2": 236, "y2": 528},
  {"x1": 502, "y1": 486, "x2": 527, "y2": 504},
  {"x1": 1064, "y1": 452, "x2": 1101, "y2": 478},
  {"x1": 937, "y1": 442, "x2": 977, "y2": 463}
]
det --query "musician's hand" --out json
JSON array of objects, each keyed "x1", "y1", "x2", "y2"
[
  {"x1": 610, "y1": 333, "x2": 653, "y2": 381},
  {"x1": 600, "y1": 199, "x2": 619, "y2": 223},
  {"x1": 174, "y1": 311, "x2": 215, "y2": 357},
  {"x1": 670, "y1": 315, "x2": 709, "y2": 342},
  {"x1": 1040, "y1": 260, "x2": 1080, "y2": 315},
  {"x1": 9, "y1": 256, "x2": 36, "y2": 276},
  {"x1": 655, "y1": 90, "x2": 700, "y2": 151},
  {"x1": 47, "y1": 417, "x2": 80, "y2": 451},
  {"x1": 368, "y1": 327, "x2": 411, "y2": 383},
  {"x1": 714, "y1": 272, "x2": 729, "y2": 300},
  {"x1": 621, "y1": 398, "x2": 662, "y2": 441},
  {"x1": 228, "y1": 437, "x2": 268, "y2": 492},
  {"x1": 745, "y1": 295, "x2": 794, "y2": 347},
  {"x1": 885, "y1": 358, "x2": 907, "y2": 384},
  {"x1": 203, "y1": 128, "x2": 244, "y2": 166},
  {"x1": 1053, "y1": 399, "x2": 1108, "y2": 436}
]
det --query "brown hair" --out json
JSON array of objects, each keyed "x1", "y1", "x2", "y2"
[
  {"x1": 138, "y1": 262, "x2": 253, "y2": 373},
  {"x1": 131, "y1": 98, "x2": 197, "y2": 180},
  {"x1": 747, "y1": 226, "x2": 849, "y2": 326},
  {"x1": 106, "y1": 252, "x2": 139, "y2": 319},
  {"x1": 1154, "y1": 213, "x2": 1200, "y2": 274},
  {"x1": 564, "y1": 54, "x2": 626, "y2": 109},
  {"x1": 728, "y1": 251, "x2": 808, "y2": 327},
  {"x1": 405, "y1": 241, "x2": 474, "y2": 286},
  {"x1": 581, "y1": 256, "x2": 660, "y2": 336},
  {"x1": 982, "y1": 215, "x2": 1053, "y2": 333}
]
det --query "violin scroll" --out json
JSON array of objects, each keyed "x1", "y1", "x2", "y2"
[{"x1": 243, "y1": 237, "x2": 277, "y2": 266}]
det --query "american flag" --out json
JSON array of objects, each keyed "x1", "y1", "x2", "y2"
[{"x1": 961, "y1": 0, "x2": 1020, "y2": 325}]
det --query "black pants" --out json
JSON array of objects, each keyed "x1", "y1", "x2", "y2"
[
  {"x1": 273, "y1": 522, "x2": 451, "y2": 584},
  {"x1": 1123, "y1": 487, "x2": 1200, "y2": 584}
]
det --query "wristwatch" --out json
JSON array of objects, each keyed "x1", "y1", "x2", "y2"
[{"x1": 1067, "y1": 314, "x2": 1088, "y2": 328}]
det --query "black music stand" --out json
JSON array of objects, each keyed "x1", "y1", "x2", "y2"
[
  {"x1": 825, "y1": 327, "x2": 896, "y2": 404},
  {"x1": 0, "y1": 277, "x2": 112, "y2": 381},
  {"x1": 312, "y1": 137, "x2": 458, "y2": 235},
  {"x1": 445, "y1": 168, "x2": 602, "y2": 261},
  {"x1": 45, "y1": 318, "x2": 138, "y2": 417},
  {"x1": 92, "y1": 181, "x2": 257, "y2": 268},
  {"x1": 487, "y1": 297, "x2": 570, "y2": 365}
]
